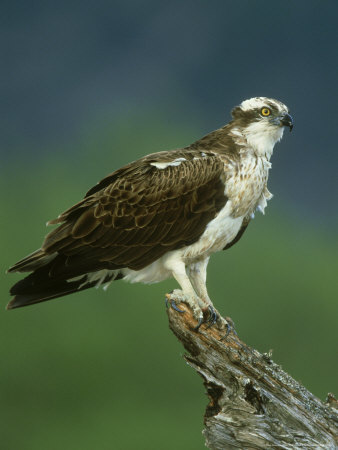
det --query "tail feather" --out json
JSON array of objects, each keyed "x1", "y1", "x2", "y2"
[
  {"x1": 7, "y1": 195, "x2": 124, "y2": 310},
  {"x1": 8, "y1": 277, "x2": 90, "y2": 309},
  {"x1": 7, "y1": 269, "x2": 123, "y2": 310},
  {"x1": 7, "y1": 249, "x2": 57, "y2": 273}
]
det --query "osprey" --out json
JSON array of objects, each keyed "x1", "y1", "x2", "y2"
[{"x1": 7, "y1": 97, "x2": 293, "y2": 328}]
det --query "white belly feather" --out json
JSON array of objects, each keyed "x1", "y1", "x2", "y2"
[{"x1": 122, "y1": 201, "x2": 243, "y2": 285}]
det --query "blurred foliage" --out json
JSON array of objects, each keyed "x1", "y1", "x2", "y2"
[{"x1": 1, "y1": 119, "x2": 337, "y2": 450}]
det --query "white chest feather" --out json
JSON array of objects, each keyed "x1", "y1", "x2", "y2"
[{"x1": 225, "y1": 152, "x2": 272, "y2": 217}]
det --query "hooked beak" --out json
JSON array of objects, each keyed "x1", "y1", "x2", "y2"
[{"x1": 280, "y1": 113, "x2": 293, "y2": 132}]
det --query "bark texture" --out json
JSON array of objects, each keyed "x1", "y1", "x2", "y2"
[{"x1": 166, "y1": 301, "x2": 338, "y2": 449}]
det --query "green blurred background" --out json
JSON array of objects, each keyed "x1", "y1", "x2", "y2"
[{"x1": 1, "y1": 2, "x2": 337, "y2": 449}]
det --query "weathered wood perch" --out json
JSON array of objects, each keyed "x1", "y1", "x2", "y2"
[{"x1": 166, "y1": 300, "x2": 338, "y2": 449}]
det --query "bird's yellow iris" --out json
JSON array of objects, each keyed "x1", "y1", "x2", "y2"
[{"x1": 261, "y1": 107, "x2": 271, "y2": 116}]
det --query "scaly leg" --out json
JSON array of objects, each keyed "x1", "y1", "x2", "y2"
[
  {"x1": 186, "y1": 258, "x2": 212, "y2": 306},
  {"x1": 165, "y1": 258, "x2": 204, "y2": 322},
  {"x1": 187, "y1": 258, "x2": 219, "y2": 328}
]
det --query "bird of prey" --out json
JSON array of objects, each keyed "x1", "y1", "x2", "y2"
[{"x1": 7, "y1": 97, "x2": 293, "y2": 328}]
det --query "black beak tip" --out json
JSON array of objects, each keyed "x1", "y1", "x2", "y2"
[{"x1": 281, "y1": 113, "x2": 293, "y2": 132}]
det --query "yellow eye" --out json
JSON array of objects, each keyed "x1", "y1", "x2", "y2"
[{"x1": 261, "y1": 107, "x2": 271, "y2": 116}]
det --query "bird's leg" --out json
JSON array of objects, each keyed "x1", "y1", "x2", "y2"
[
  {"x1": 187, "y1": 258, "x2": 220, "y2": 329},
  {"x1": 165, "y1": 260, "x2": 205, "y2": 323},
  {"x1": 187, "y1": 258, "x2": 211, "y2": 305}
]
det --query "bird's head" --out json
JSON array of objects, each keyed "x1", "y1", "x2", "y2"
[{"x1": 230, "y1": 97, "x2": 293, "y2": 157}]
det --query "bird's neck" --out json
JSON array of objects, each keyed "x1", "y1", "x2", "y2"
[
  {"x1": 187, "y1": 123, "x2": 283, "y2": 162},
  {"x1": 230, "y1": 123, "x2": 284, "y2": 160}
]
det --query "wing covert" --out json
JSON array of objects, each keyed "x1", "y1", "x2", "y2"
[{"x1": 42, "y1": 151, "x2": 228, "y2": 272}]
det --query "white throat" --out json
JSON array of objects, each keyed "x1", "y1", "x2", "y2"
[{"x1": 241, "y1": 121, "x2": 284, "y2": 159}]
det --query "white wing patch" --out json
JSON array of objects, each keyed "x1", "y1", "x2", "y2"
[
  {"x1": 193, "y1": 152, "x2": 207, "y2": 161},
  {"x1": 150, "y1": 157, "x2": 186, "y2": 169}
]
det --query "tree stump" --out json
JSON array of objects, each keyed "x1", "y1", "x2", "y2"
[{"x1": 166, "y1": 301, "x2": 338, "y2": 449}]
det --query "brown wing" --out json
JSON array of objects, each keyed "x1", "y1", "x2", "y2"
[{"x1": 26, "y1": 151, "x2": 228, "y2": 276}]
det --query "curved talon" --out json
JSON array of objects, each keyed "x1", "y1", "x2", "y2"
[
  {"x1": 194, "y1": 306, "x2": 218, "y2": 332},
  {"x1": 220, "y1": 322, "x2": 233, "y2": 340},
  {"x1": 220, "y1": 324, "x2": 244, "y2": 349},
  {"x1": 206, "y1": 306, "x2": 218, "y2": 328},
  {"x1": 194, "y1": 316, "x2": 204, "y2": 331},
  {"x1": 169, "y1": 299, "x2": 185, "y2": 313}
]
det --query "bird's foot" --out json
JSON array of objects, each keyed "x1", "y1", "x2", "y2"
[
  {"x1": 165, "y1": 294, "x2": 185, "y2": 313},
  {"x1": 221, "y1": 321, "x2": 233, "y2": 339},
  {"x1": 166, "y1": 291, "x2": 223, "y2": 332},
  {"x1": 194, "y1": 305, "x2": 219, "y2": 331},
  {"x1": 165, "y1": 289, "x2": 204, "y2": 324},
  {"x1": 219, "y1": 316, "x2": 243, "y2": 346}
]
